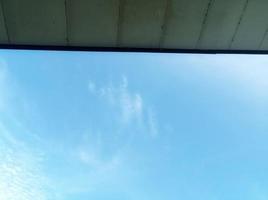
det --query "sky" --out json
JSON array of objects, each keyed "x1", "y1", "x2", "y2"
[{"x1": 0, "y1": 50, "x2": 268, "y2": 200}]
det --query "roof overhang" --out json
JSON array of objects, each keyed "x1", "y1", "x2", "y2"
[{"x1": 1, "y1": 0, "x2": 268, "y2": 53}]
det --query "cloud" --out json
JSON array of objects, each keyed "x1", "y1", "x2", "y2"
[
  {"x1": 78, "y1": 149, "x2": 120, "y2": 171},
  {"x1": 68, "y1": 76, "x2": 162, "y2": 194},
  {"x1": 119, "y1": 77, "x2": 143, "y2": 124},
  {"x1": 76, "y1": 132, "x2": 121, "y2": 170},
  {"x1": 89, "y1": 76, "x2": 143, "y2": 124},
  {"x1": 147, "y1": 108, "x2": 159, "y2": 138},
  {"x1": 0, "y1": 64, "x2": 56, "y2": 200},
  {"x1": 0, "y1": 122, "x2": 51, "y2": 200},
  {"x1": 57, "y1": 75, "x2": 161, "y2": 196},
  {"x1": 88, "y1": 76, "x2": 159, "y2": 137},
  {"x1": 0, "y1": 61, "x2": 9, "y2": 112},
  {"x1": 66, "y1": 130, "x2": 124, "y2": 195}
]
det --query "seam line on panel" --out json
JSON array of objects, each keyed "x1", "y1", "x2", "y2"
[
  {"x1": 195, "y1": 0, "x2": 215, "y2": 48},
  {"x1": 0, "y1": 0, "x2": 10, "y2": 43},
  {"x1": 116, "y1": 0, "x2": 125, "y2": 47},
  {"x1": 64, "y1": 0, "x2": 69, "y2": 45},
  {"x1": 159, "y1": 0, "x2": 171, "y2": 48},
  {"x1": 228, "y1": 0, "x2": 249, "y2": 49},
  {"x1": 258, "y1": 23, "x2": 268, "y2": 49}
]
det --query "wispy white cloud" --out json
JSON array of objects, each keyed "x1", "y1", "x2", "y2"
[
  {"x1": 89, "y1": 76, "x2": 143, "y2": 124},
  {"x1": 88, "y1": 76, "x2": 158, "y2": 137},
  {"x1": 53, "y1": 76, "x2": 161, "y2": 196},
  {"x1": 0, "y1": 61, "x2": 9, "y2": 112},
  {"x1": 119, "y1": 77, "x2": 143, "y2": 124},
  {"x1": 68, "y1": 76, "x2": 161, "y2": 193},
  {"x1": 76, "y1": 132, "x2": 121, "y2": 170},
  {"x1": 0, "y1": 122, "x2": 51, "y2": 200},
  {"x1": 77, "y1": 149, "x2": 121, "y2": 171},
  {"x1": 66, "y1": 130, "x2": 124, "y2": 194},
  {"x1": 147, "y1": 108, "x2": 159, "y2": 138},
  {"x1": 0, "y1": 63, "x2": 55, "y2": 200}
]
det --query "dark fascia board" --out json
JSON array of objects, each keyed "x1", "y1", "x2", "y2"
[{"x1": 1, "y1": 44, "x2": 268, "y2": 54}]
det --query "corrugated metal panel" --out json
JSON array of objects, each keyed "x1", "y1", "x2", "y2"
[
  {"x1": 67, "y1": 0, "x2": 119, "y2": 46},
  {"x1": 1, "y1": 0, "x2": 67, "y2": 45}
]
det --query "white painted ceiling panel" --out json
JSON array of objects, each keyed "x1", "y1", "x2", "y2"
[
  {"x1": 230, "y1": 0, "x2": 268, "y2": 49},
  {"x1": 119, "y1": 0, "x2": 167, "y2": 48},
  {"x1": 259, "y1": 32, "x2": 268, "y2": 50},
  {"x1": 197, "y1": 0, "x2": 247, "y2": 49},
  {"x1": 67, "y1": 0, "x2": 119, "y2": 46},
  {"x1": 0, "y1": 0, "x2": 268, "y2": 51},
  {"x1": 163, "y1": 0, "x2": 209, "y2": 49},
  {"x1": 0, "y1": 2, "x2": 8, "y2": 43},
  {"x1": 1, "y1": 0, "x2": 67, "y2": 45}
]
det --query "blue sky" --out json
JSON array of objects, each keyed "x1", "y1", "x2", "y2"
[{"x1": 0, "y1": 50, "x2": 268, "y2": 200}]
